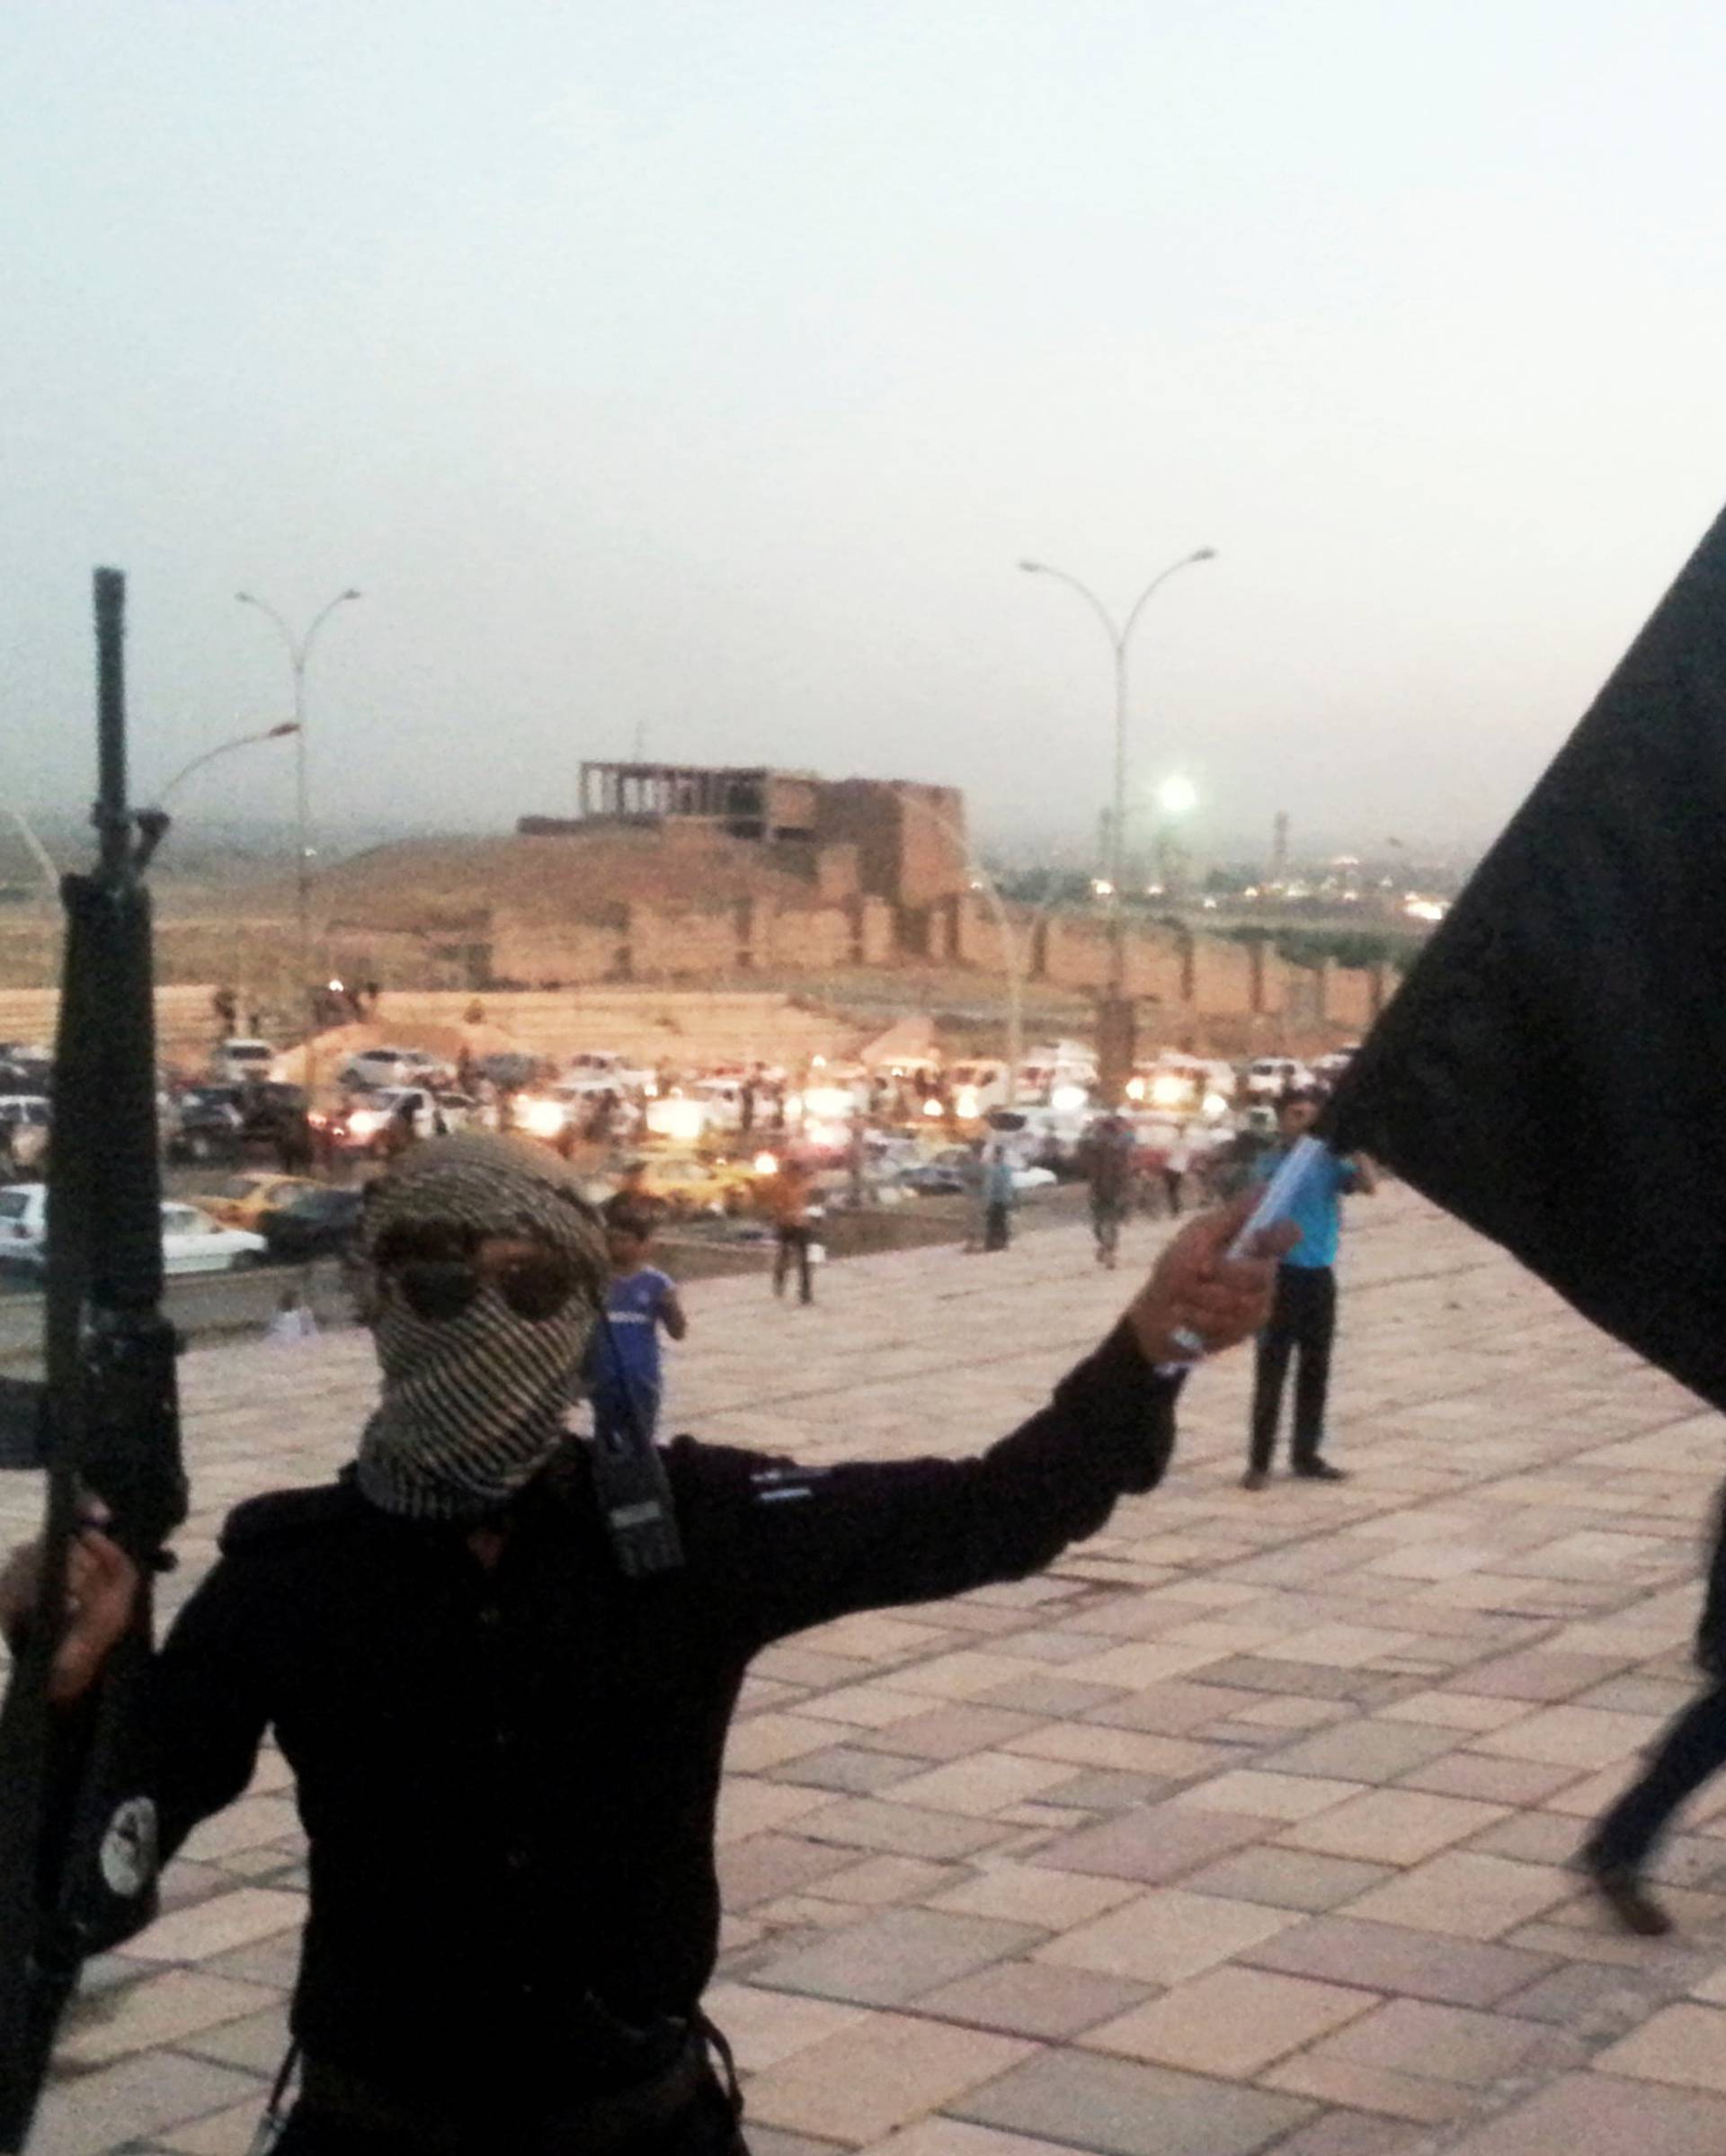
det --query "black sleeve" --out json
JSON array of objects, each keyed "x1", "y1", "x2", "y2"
[
  {"x1": 149, "y1": 1557, "x2": 273, "y2": 1864},
  {"x1": 705, "y1": 1319, "x2": 1182, "y2": 1647}
]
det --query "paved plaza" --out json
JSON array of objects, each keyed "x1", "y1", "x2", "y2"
[{"x1": 12, "y1": 1185, "x2": 1726, "y2": 2155}]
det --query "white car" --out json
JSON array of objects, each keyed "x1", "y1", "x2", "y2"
[
  {"x1": 339, "y1": 1046, "x2": 441, "y2": 1089},
  {"x1": 212, "y1": 1037, "x2": 275, "y2": 1084},
  {"x1": 0, "y1": 1096, "x2": 51, "y2": 1172},
  {"x1": 561, "y1": 1050, "x2": 655, "y2": 1094},
  {"x1": 0, "y1": 1186, "x2": 265, "y2": 1275},
  {"x1": 1244, "y1": 1056, "x2": 1313, "y2": 1100},
  {"x1": 341, "y1": 1086, "x2": 450, "y2": 1149}
]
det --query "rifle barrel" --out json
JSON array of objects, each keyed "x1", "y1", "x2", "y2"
[{"x1": 93, "y1": 568, "x2": 128, "y2": 877}]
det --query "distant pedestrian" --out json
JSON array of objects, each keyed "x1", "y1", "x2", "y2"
[
  {"x1": 1242, "y1": 1090, "x2": 1376, "y2": 1490},
  {"x1": 983, "y1": 1144, "x2": 1016, "y2": 1253},
  {"x1": 1162, "y1": 1127, "x2": 1193, "y2": 1216},
  {"x1": 265, "y1": 1278, "x2": 319, "y2": 1346},
  {"x1": 762, "y1": 1157, "x2": 818, "y2": 1305},
  {"x1": 1082, "y1": 1113, "x2": 1135, "y2": 1270},
  {"x1": 583, "y1": 1211, "x2": 687, "y2": 1445}
]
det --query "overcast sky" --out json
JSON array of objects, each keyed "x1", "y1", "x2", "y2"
[{"x1": 5, "y1": 0, "x2": 1725, "y2": 863}]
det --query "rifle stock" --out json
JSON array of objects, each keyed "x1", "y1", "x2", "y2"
[{"x1": 0, "y1": 570, "x2": 186, "y2": 2150}]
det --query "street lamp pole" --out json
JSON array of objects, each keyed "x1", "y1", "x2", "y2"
[
  {"x1": 156, "y1": 722, "x2": 300, "y2": 806},
  {"x1": 1019, "y1": 549, "x2": 1215, "y2": 1094},
  {"x1": 235, "y1": 589, "x2": 360, "y2": 1100}
]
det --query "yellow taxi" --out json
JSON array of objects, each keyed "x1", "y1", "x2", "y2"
[{"x1": 184, "y1": 1172, "x2": 324, "y2": 1232}]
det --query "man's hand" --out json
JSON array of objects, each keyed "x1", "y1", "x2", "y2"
[
  {"x1": 1127, "y1": 1195, "x2": 1297, "y2": 1368},
  {"x1": 0, "y1": 1527, "x2": 142, "y2": 1706}
]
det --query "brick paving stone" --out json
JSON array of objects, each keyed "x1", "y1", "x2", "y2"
[
  {"x1": 1306, "y1": 1996, "x2": 1551, "y2": 2086},
  {"x1": 1241, "y1": 1916, "x2": 1555, "y2": 2005},
  {"x1": 744, "y1": 2011, "x2": 1032, "y2": 2144},
  {"x1": 719, "y1": 1833, "x2": 864, "y2": 1910},
  {"x1": 1260, "y1": 1718, "x2": 1471, "y2": 1783},
  {"x1": 1259, "y1": 2052, "x2": 1472, "y2": 2126},
  {"x1": 888, "y1": 1754, "x2": 1081, "y2": 1817},
  {"x1": 1038, "y1": 1769, "x2": 1167, "y2": 1812},
  {"x1": 701, "y1": 1983, "x2": 867, "y2": 2071},
  {"x1": 1278, "y1": 1788, "x2": 1508, "y2": 1865},
  {"x1": 728, "y1": 1714, "x2": 863, "y2": 1773},
  {"x1": 1336, "y1": 1851, "x2": 1576, "y2": 1940},
  {"x1": 1036, "y1": 1887, "x2": 1298, "y2": 1985},
  {"x1": 915, "y1": 1961, "x2": 1152, "y2": 2040},
  {"x1": 850, "y1": 1706, "x2": 1043, "y2": 1762},
  {"x1": 178, "y1": 2003, "x2": 293, "y2": 2074},
  {"x1": 950, "y1": 2046, "x2": 1314, "y2": 2156},
  {"x1": 1474, "y1": 1703, "x2": 1660, "y2": 1769},
  {"x1": 814, "y1": 1855, "x2": 960, "y2": 1906},
  {"x1": 750, "y1": 1907, "x2": 1045, "y2": 2007},
  {"x1": 868, "y1": 2122, "x2": 1090, "y2": 2156},
  {"x1": 1438, "y1": 2072, "x2": 1726, "y2": 2156},
  {"x1": 55, "y1": 1973, "x2": 273, "y2": 2070},
  {"x1": 1081, "y1": 1964, "x2": 1377, "y2": 2076},
  {"x1": 1180, "y1": 1848, "x2": 1396, "y2": 1913},
  {"x1": 930, "y1": 1866, "x2": 1143, "y2": 1929},
  {"x1": 1035, "y1": 1802, "x2": 1268, "y2": 1884},
  {"x1": 1173, "y1": 1769, "x2": 1366, "y2": 1821},
  {"x1": 27, "y1": 2053, "x2": 263, "y2": 2156},
  {"x1": 744, "y1": 2132, "x2": 850, "y2": 2156},
  {"x1": 1375, "y1": 1690, "x2": 1536, "y2": 1732},
  {"x1": 1595, "y1": 2002, "x2": 1726, "y2": 2092},
  {"x1": 1082, "y1": 1680, "x2": 1269, "y2": 1734},
  {"x1": 149, "y1": 2098, "x2": 280, "y2": 2154},
  {"x1": 117, "y1": 1890, "x2": 305, "y2": 1964},
  {"x1": 798, "y1": 1798, "x2": 1014, "y2": 1861},
  {"x1": 1268, "y1": 2115, "x2": 1428, "y2": 2156},
  {"x1": 1392, "y1": 1749, "x2": 1583, "y2": 1804},
  {"x1": 1461, "y1": 1650, "x2": 1630, "y2": 1700},
  {"x1": 770, "y1": 1747, "x2": 933, "y2": 1795}
]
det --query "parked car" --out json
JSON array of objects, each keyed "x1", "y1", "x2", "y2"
[
  {"x1": 1243, "y1": 1056, "x2": 1313, "y2": 1101},
  {"x1": 562, "y1": 1050, "x2": 655, "y2": 1094},
  {"x1": 183, "y1": 1172, "x2": 321, "y2": 1232},
  {"x1": 0, "y1": 1096, "x2": 51, "y2": 1172},
  {"x1": 336, "y1": 1086, "x2": 449, "y2": 1154},
  {"x1": 902, "y1": 1146, "x2": 1054, "y2": 1197},
  {"x1": 338, "y1": 1047, "x2": 441, "y2": 1090},
  {"x1": 211, "y1": 1037, "x2": 276, "y2": 1084},
  {"x1": 165, "y1": 1086, "x2": 245, "y2": 1165},
  {"x1": 259, "y1": 1185, "x2": 366, "y2": 1262},
  {"x1": 0, "y1": 1186, "x2": 265, "y2": 1276}
]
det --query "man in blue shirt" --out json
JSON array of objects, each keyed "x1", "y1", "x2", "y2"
[
  {"x1": 1243, "y1": 1090, "x2": 1376, "y2": 1489},
  {"x1": 583, "y1": 1211, "x2": 689, "y2": 1443}
]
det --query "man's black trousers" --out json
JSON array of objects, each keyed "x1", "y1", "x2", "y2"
[
  {"x1": 1249, "y1": 1262, "x2": 1337, "y2": 1473},
  {"x1": 773, "y1": 1225, "x2": 814, "y2": 1304}
]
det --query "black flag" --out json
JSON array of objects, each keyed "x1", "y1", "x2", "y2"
[{"x1": 1325, "y1": 505, "x2": 1726, "y2": 1412}]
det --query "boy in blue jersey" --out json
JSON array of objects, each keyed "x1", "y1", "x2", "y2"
[
  {"x1": 1242, "y1": 1090, "x2": 1376, "y2": 1490},
  {"x1": 584, "y1": 1211, "x2": 689, "y2": 1443}
]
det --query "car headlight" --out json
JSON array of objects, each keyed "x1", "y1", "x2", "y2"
[{"x1": 520, "y1": 1100, "x2": 566, "y2": 1139}]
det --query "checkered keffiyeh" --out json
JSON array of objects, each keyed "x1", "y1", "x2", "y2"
[{"x1": 356, "y1": 1134, "x2": 608, "y2": 1520}]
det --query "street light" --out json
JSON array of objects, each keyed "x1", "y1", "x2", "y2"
[
  {"x1": 156, "y1": 722, "x2": 300, "y2": 806},
  {"x1": 1019, "y1": 549, "x2": 1215, "y2": 1094},
  {"x1": 1155, "y1": 772, "x2": 1199, "y2": 819},
  {"x1": 235, "y1": 588, "x2": 361, "y2": 1097}
]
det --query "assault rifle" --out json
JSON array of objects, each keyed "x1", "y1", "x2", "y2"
[{"x1": 0, "y1": 569, "x2": 187, "y2": 2149}]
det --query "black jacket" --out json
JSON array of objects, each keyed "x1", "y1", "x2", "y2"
[{"x1": 150, "y1": 1321, "x2": 1178, "y2": 2109}]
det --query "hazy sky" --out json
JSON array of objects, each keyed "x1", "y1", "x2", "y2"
[{"x1": 5, "y1": 1, "x2": 1726, "y2": 862}]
